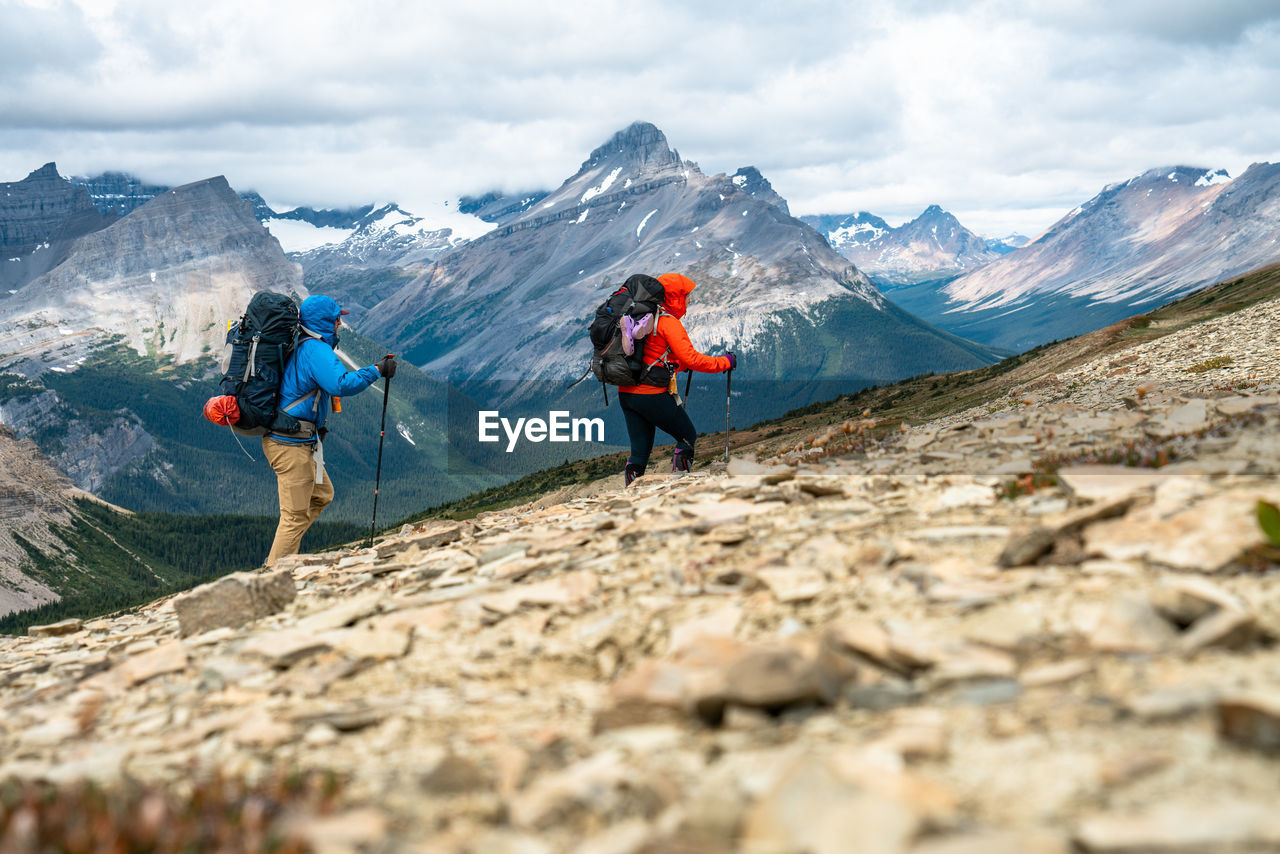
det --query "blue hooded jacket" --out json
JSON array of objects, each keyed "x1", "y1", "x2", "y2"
[{"x1": 270, "y1": 295, "x2": 381, "y2": 443}]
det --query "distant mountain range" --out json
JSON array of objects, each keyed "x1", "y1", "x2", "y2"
[
  {"x1": 890, "y1": 165, "x2": 1280, "y2": 350},
  {"x1": 10, "y1": 129, "x2": 1280, "y2": 533},
  {"x1": 802, "y1": 206, "x2": 1003, "y2": 287},
  {"x1": 0, "y1": 166, "x2": 506, "y2": 524},
  {"x1": 362, "y1": 121, "x2": 1000, "y2": 423},
  {"x1": 68, "y1": 173, "x2": 489, "y2": 323}
]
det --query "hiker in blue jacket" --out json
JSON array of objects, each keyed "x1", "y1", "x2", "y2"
[{"x1": 263, "y1": 294, "x2": 396, "y2": 564}]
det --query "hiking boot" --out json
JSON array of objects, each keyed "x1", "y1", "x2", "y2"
[
  {"x1": 624, "y1": 463, "x2": 645, "y2": 486},
  {"x1": 673, "y1": 448, "x2": 694, "y2": 473}
]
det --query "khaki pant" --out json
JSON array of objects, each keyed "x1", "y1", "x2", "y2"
[{"x1": 263, "y1": 437, "x2": 334, "y2": 565}]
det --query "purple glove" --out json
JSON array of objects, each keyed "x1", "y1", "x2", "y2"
[{"x1": 724, "y1": 352, "x2": 737, "y2": 370}]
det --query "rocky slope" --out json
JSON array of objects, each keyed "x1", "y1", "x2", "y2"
[
  {"x1": 0, "y1": 425, "x2": 76, "y2": 617},
  {"x1": 4, "y1": 286, "x2": 1280, "y2": 852},
  {"x1": 905, "y1": 165, "x2": 1280, "y2": 351},
  {"x1": 459, "y1": 190, "x2": 551, "y2": 225},
  {"x1": 804, "y1": 206, "x2": 1000, "y2": 286},
  {"x1": 366, "y1": 122, "x2": 1000, "y2": 419}
]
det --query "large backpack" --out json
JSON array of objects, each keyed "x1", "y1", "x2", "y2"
[
  {"x1": 216, "y1": 291, "x2": 303, "y2": 436},
  {"x1": 589, "y1": 274, "x2": 671, "y2": 389}
]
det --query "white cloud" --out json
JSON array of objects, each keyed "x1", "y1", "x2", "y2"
[{"x1": 0, "y1": 0, "x2": 1277, "y2": 237}]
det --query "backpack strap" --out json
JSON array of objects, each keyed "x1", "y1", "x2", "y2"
[
  {"x1": 284, "y1": 389, "x2": 321, "y2": 415},
  {"x1": 242, "y1": 334, "x2": 261, "y2": 382},
  {"x1": 638, "y1": 345, "x2": 671, "y2": 385}
]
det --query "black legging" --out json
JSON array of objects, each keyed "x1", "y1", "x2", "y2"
[{"x1": 619, "y1": 391, "x2": 696, "y2": 469}]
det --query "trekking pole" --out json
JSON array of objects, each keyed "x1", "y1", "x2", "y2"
[
  {"x1": 724, "y1": 368, "x2": 733, "y2": 462},
  {"x1": 683, "y1": 370, "x2": 692, "y2": 403},
  {"x1": 368, "y1": 369, "x2": 391, "y2": 549}
]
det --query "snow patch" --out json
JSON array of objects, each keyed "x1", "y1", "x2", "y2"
[
  {"x1": 575, "y1": 208, "x2": 589, "y2": 224},
  {"x1": 396, "y1": 423, "x2": 416, "y2": 446},
  {"x1": 265, "y1": 218, "x2": 355, "y2": 252},
  {"x1": 1196, "y1": 170, "x2": 1231, "y2": 187},
  {"x1": 581, "y1": 167, "x2": 623, "y2": 204},
  {"x1": 636, "y1": 209, "x2": 657, "y2": 238}
]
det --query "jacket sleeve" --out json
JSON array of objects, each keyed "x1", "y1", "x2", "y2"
[
  {"x1": 305, "y1": 343, "x2": 381, "y2": 396},
  {"x1": 658, "y1": 316, "x2": 732, "y2": 374}
]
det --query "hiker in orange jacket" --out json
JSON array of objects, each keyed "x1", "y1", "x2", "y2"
[{"x1": 618, "y1": 273, "x2": 735, "y2": 486}]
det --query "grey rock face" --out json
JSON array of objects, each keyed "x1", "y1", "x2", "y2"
[
  {"x1": 731, "y1": 166, "x2": 790, "y2": 215},
  {"x1": 0, "y1": 163, "x2": 105, "y2": 255},
  {"x1": 459, "y1": 190, "x2": 550, "y2": 225},
  {"x1": 0, "y1": 163, "x2": 116, "y2": 292},
  {"x1": 172, "y1": 568, "x2": 297, "y2": 637},
  {"x1": 68, "y1": 171, "x2": 170, "y2": 218}
]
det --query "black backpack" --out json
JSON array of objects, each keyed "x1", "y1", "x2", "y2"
[
  {"x1": 589, "y1": 274, "x2": 670, "y2": 389},
  {"x1": 218, "y1": 291, "x2": 303, "y2": 436}
]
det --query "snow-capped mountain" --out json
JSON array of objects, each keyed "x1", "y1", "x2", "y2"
[
  {"x1": 802, "y1": 205, "x2": 1000, "y2": 286},
  {"x1": 289, "y1": 203, "x2": 495, "y2": 319},
  {"x1": 909, "y1": 165, "x2": 1280, "y2": 351},
  {"x1": 365, "y1": 122, "x2": 999, "y2": 419}
]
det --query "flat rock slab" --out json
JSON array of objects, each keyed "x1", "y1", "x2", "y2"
[
  {"x1": 115, "y1": 640, "x2": 187, "y2": 687},
  {"x1": 1084, "y1": 490, "x2": 1269, "y2": 572},
  {"x1": 173, "y1": 568, "x2": 296, "y2": 637},
  {"x1": 1056, "y1": 466, "x2": 1168, "y2": 502},
  {"x1": 1075, "y1": 799, "x2": 1280, "y2": 852},
  {"x1": 27, "y1": 618, "x2": 84, "y2": 638}
]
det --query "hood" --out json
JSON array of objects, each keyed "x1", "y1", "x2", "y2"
[
  {"x1": 657, "y1": 273, "x2": 696, "y2": 319},
  {"x1": 299, "y1": 294, "x2": 346, "y2": 345}
]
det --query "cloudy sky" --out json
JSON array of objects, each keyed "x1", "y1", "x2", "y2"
[{"x1": 2, "y1": 0, "x2": 1278, "y2": 237}]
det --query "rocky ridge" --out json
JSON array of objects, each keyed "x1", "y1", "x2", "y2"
[
  {"x1": 0, "y1": 426, "x2": 76, "y2": 617},
  {"x1": 4, "y1": 295, "x2": 1280, "y2": 851}
]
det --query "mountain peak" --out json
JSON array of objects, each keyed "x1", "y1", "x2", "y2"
[
  {"x1": 28, "y1": 163, "x2": 60, "y2": 180},
  {"x1": 730, "y1": 166, "x2": 790, "y2": 215},
  {"x1": 584, "y1": 121, "x2": 680, "y2": 171},
  {"x1": 1135, "y1": 165, "x2": 1221, "y2": 186}
]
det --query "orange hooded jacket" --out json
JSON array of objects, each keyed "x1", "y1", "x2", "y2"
[{"x1": 619, "y1": 273, "x2": 733, "y2": 395}]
